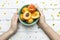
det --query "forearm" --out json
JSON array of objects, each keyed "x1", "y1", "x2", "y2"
[
  {"x1": 0, "y1": 28, "x2": 16, "y2": 40},
  {"x1": 38, "y1": 22, "x2": 60, "y2": 40}
]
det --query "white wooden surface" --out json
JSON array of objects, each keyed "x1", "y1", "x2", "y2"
[{"x1": 0, "y1": 0, "x2": 60, "y2": 40}]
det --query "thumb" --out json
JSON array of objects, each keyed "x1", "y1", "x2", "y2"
[{"x1": 34, "y1": 4, "x2": 44, "y2": 17}]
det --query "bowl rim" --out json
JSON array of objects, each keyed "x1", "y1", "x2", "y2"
[{"x1": 18, "y1": 4, "x2": 39, "y2": 26}]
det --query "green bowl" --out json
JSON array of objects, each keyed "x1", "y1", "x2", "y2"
[{"x1": 18, "y1": 5, "x2": 39, "y2": 26}]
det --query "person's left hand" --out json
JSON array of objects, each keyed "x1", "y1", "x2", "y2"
[
  {"x1": 0, "y1": 12, "x2": 18, "y2": 40},
  {"x1": 10, "y1": 12, "x2": 18, "y2": 32}
]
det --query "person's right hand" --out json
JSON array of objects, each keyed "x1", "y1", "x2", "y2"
[{"x1": 35, "y1": 5, "x2": 46, "y2": 26}]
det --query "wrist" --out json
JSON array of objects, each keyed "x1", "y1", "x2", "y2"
[
  {"x1": 38, "y1": 21, "x2": 47, "y2": 27},
  {"x1": 39, "y1": 21, "x2": 46, "y2": 25},
  {"x1": 8, "y1": 28, "x2": 17, "y2": 34},
  {"x1": 10, "y1": 26, "x2": 18, "y2": 32},
  {"x1": 8, "y1": 29, "x2": 15, "y2": 34},
  {"x1": 38, "y1": 21, "x2": 49, "y2": 29}
]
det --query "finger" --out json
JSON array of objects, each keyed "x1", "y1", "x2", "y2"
[
  {"x1": 14, "y1": 12, "x2": 18, "y2": 17},
  {"x1": 34, "y1": 4, "x2": 44, "y2": 17},
  {"x1": 14, "y1": 12, "x2": 18, "y2": 21},
  {"x1": 12, "y1": 12, "x2": 18, "y2": 21},
  {"x1": 34, "y1": 4, "x2": 42, "y2": 13}
]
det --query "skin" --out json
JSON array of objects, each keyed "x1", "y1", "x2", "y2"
[
  {"x1": 35, "y1": 5, "x2": 60, "y2": 40},
  {"x1": 0, "y1": 12, "x2": 18, "y2": 40},
  {"x1": 0, "y1": 5, "x2": 60, "y2": 40}
]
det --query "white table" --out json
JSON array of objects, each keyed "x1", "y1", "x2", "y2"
[{"x1": 0, "y1": 0, "x2": 60, "y2": 40}]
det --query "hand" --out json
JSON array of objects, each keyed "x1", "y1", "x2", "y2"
[
  {"x1": 0, "y1": 12, "x2": 18, "y2": 40},
  {"x1": 35, "y1": 5, "x2": 46, "y2": 26},
  {"x1": 10, "y1": 12, "x2": 18, "y2": 32}
]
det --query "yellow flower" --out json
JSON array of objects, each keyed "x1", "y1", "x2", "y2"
[
  {"x1": 57, "y1": 12, "x2": 60, "y2": 17},
  {"x1": 2, "y1": 3, "x2": 4, "y2": 7},
  {"x1": 54, "y1": 4, "x2": 57, "y2": 6},
  {"x1": 42, "y1": 2, "x2": 45, "y2": 4},
  {"x1": 16, "y1": 1, "x2": 18, "y2": 4},
  {"x1": 9, "y1": 38, "x2": 12, "y2": 40},
  {"x1": 52, "y1": 23, "x2": 55, "y2": 26},
  {"x1": 4, "y1": 12, "x2": 6, "y2": 15}
]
